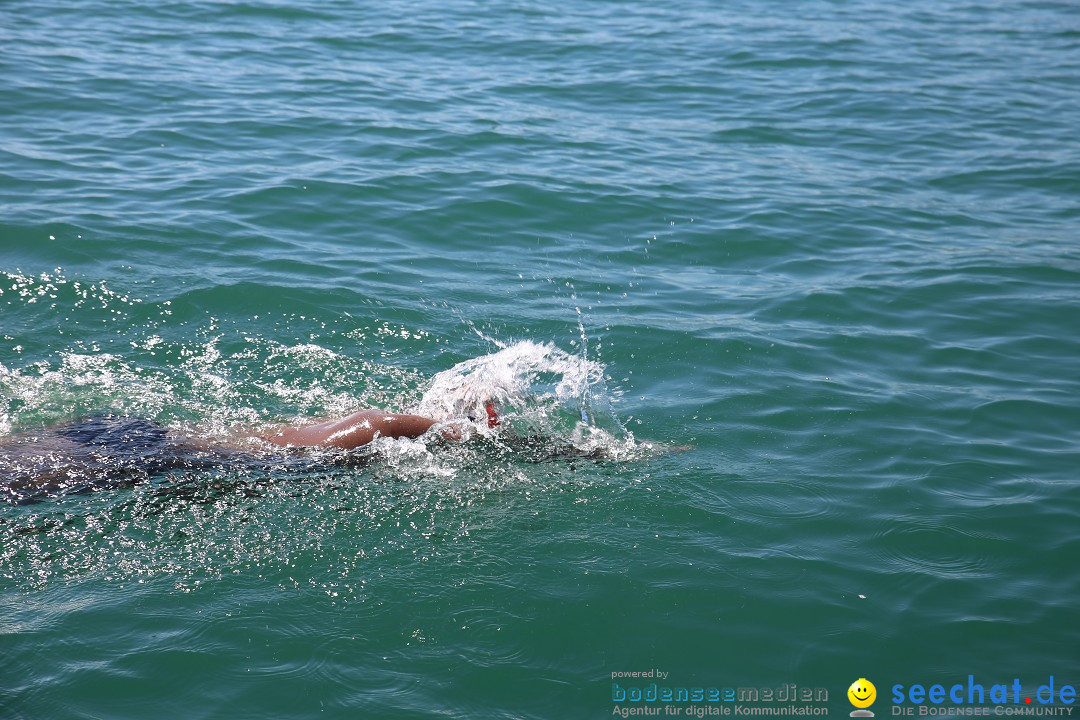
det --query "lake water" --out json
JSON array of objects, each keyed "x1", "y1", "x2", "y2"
[{"x1": 2, "y1": 0, "x2": 1079, "y2": 718}]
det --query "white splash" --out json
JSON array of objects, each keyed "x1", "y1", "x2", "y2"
[
  {"x1": 415, "y1": 340, "x2": 603, "y2": 424},
  {"x1": 410, "y1": 340, "x2": 649, "y2": 460}
]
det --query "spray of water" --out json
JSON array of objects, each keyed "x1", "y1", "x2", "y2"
[{"x1": 412, "y1": 340, "x2": 645, "y2": 460}]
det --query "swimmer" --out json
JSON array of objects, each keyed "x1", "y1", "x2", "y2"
[
  {"x1": 0, "y1": 404, "x2": 501, "y2": 504},
  {"x1": 257, "y1": 400, "x2": 500, "y2": 449}
]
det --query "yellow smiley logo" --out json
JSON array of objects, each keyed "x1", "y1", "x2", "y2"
[{"x1": 848, "y1": 678, "x2": 877, "y2": 713}]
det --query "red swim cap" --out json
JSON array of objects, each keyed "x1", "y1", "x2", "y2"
[{"x1": 484, "y1": 401, "x2": 499, "y2": 428}]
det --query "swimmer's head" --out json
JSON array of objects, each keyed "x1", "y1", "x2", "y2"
[{"x1": 464, "y1": 399, "x2": 500, "y2": 428}]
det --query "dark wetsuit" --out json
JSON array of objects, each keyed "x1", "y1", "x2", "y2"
[
  {"x1": 54, "y1": 415, "x2": 172, "y2": 463},
  {"x1": 1, "y1": 415, "x2": 227, "y2": 504}
]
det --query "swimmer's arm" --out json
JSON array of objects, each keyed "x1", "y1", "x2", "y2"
[{"x1": 260, "y1": 409, "x2": 449, "y2": 450}]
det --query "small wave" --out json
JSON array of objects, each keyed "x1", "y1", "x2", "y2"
[{"x1": 869, "y1": 520, "x2": 1005, "y2": 580}]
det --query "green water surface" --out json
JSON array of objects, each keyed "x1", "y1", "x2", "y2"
[{"x1": 2, "y1": 0, "x2": 1079, "y2": 718}]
